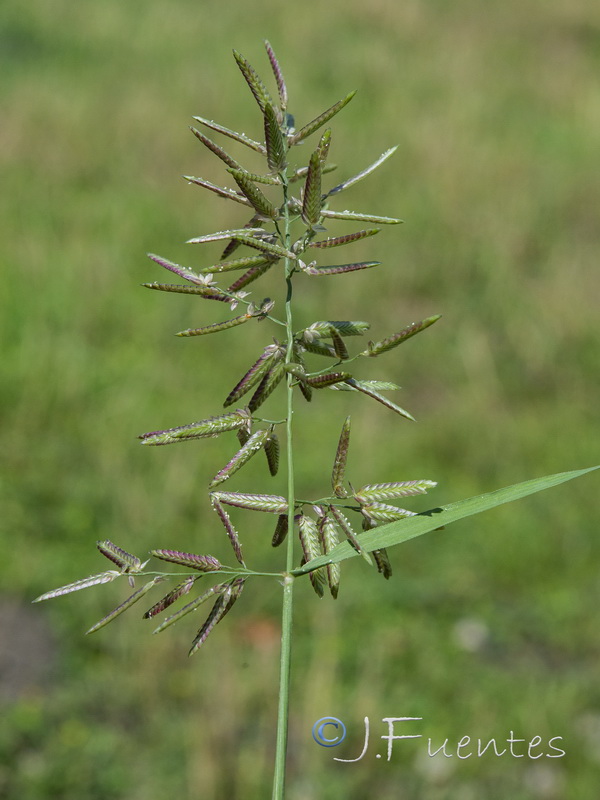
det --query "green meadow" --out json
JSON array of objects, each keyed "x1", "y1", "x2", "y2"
[{"x1": 1, "y1": 0, "x2": 599, "y2": 797}]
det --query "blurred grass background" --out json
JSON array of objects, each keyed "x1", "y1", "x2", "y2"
[{"x1": 1, "y1": 0, "x2": 599, "y2": 797}]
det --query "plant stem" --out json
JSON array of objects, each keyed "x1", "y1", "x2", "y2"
[{"x1": 272, "y1": 172, "x2": 295, "y2": 800}]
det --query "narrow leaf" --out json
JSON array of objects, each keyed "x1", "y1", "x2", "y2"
[
  {"x1": 366, "y1": 315, "x2": 442, "y2": 356},
  {"x1": 290, "y1": 91, "x2": 356, "y2": 145},
  {"x1": 294, "y1": 466, "x2": 600, "y2": 573},
  {"x1": 328, "y1": 147, "x2": 398, "y2": 195},
  {"x1": 86, "y1": 577, "x2": 163, "y2": 634},
  {"x1": 332, "y1": 416, "x2": 351, "y2": 498},
  {"x1": 192, "y1": 115, "x2": 266, "y2": 154}
]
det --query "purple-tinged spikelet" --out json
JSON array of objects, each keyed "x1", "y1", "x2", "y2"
[
  {"x1": 143, "y1": 577, "x2": 196, "y2": 618},
  {"x1": 264, "y1": 430, "x2": 280, "y2": 476},
  {"x1": 224, "y1": 344, "x2": 279, "y2": 407},
  {"x1": 264, "y1": 40, "x2": 288, "y2": 112},
  {"x1": 331, "y1": 416, "x2": 351, "y2": 498},
  {"x1": 365, "y1": 315, "x2": 441, "y2": 357},
  {"x1": 233, "y1": 50, "x2": 273, "y2": 113},
  {"x1": 210, "y1": 496, "x2": 245, "y2": 565},
  {"x1": 309, "y1": 229, "x2": 380, "y2": 248},
  {"x1": 192, "y1": 115, "x2": 266, "y2": 154},
  {"x1": 190, "y1": 126, "x2": 242, "y2": 170},
  {"x1": 209, "y1": 429, "x2": 270, "y2": 488},
  {"x1": 271, "y1": 514, "x2": 288, "y2": 547},
  {"x1": 305, "y1": 372, "x2": 352, "y2": 388},
  {"x1": 289, "y1": 91, "x2": 356, "y2": 145},
  {"x1": 150, "y1": 550, "x2": 222, "y2": 572},
  {"x1": 153, "y1": 583, "x2": 227, "y2": 634},
  {"x1": 96, "y1": 540, "x2": 142, "y2": 573},
  {"x1": 300, "y1": 261, "x2": 380, "y2": 277},
  {"x1": 188, "y1": 578, "x2": 245, "y2": 655},
  {"x1": 139, "y1": 408, "x2": 249, "y2": 446},
  {"x1": 33, "y1": 571, "x2": 120, "y2": 602}
]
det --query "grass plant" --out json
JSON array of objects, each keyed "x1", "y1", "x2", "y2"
[{"x1": 31, "y1": 42, "x2": 598, "y2": 798}]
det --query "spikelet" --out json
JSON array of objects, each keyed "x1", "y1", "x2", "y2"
[
  {"x1": 289, "y1": 91, "x2": 356, "y2": 145},
  {"x1": 143, "y1": 577, "x2": 197, "y2": 619},
  {"x1": 86, "y1": 577, "x2": 164, "y2": 635},
  {"x1": 213, "y1": 491, "x2": 288, "y2": 514},
  {"x1": 209, "y1": 429, "x2": 270, "y2": 488},
  {"x1": 150, "y1": 550, "x2": 222, "y2": 572},
  {"x1": 271, "y1": 514, "x2": 289, "y2": 547},
  {"x1": 365, "y1": 315, "x2": 442, "y2": 356},
  {"x1": 298, "y1": 514, "x2": 327, "y2": 597},
  {"x1": 96, "y1": 541, "x2": 143, "y2": 573},
  {"x1": 33, "y1": 571, "x2": 120, "y2": 602},
  {"x1": 331, "y1": 416, "x2": 351, "y2": 498},
  {"x1": 210, "y1": 496, "x2": 245, "y2": 565},
  {"x1": 139, "y1": 409, "x2": 249, "y2": 446}
]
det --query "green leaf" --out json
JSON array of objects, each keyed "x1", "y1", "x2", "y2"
[{"x1": 294, "y1": 466, "x2": 600, "y2": 574}]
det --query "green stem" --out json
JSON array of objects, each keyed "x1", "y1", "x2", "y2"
[{"x1": 272, "y1": 172, "x2": 295, "y2": 800}]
